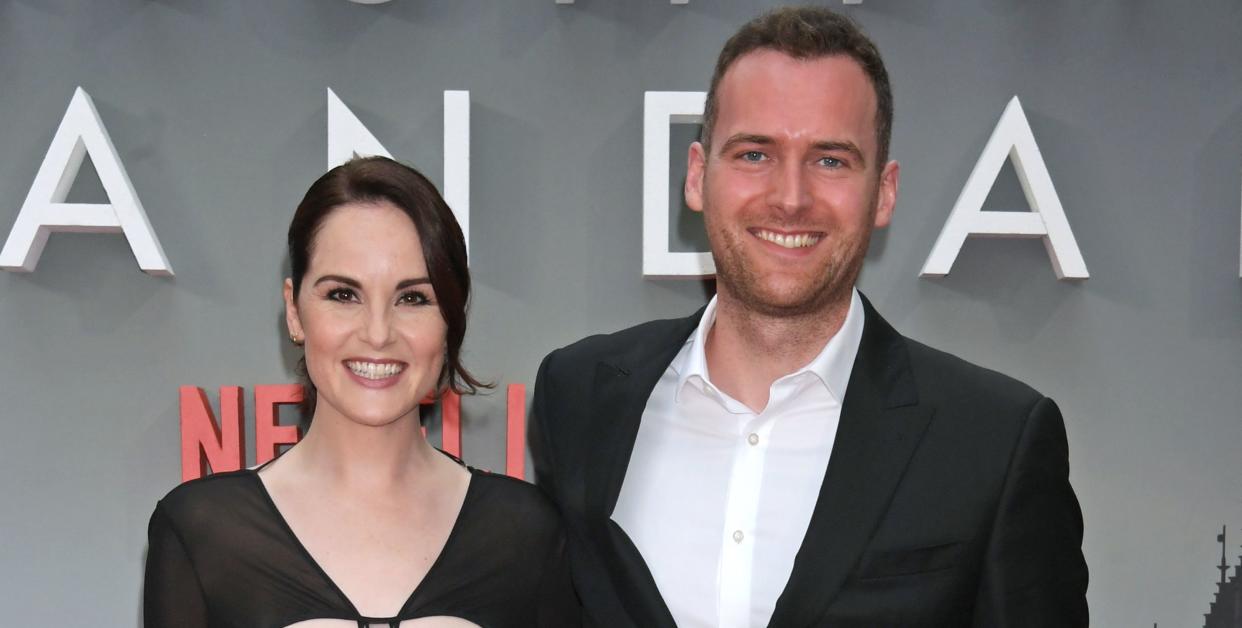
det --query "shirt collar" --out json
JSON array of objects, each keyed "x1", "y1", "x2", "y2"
[{"x1": 671, "y1": 288, "x2": 865, "y2": 404}]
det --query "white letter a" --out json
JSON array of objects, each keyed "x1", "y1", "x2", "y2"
[
  {"x1": 0, "y1": 88, "x2": 172, "y2": 275},
  {"x1": 921, "y1": 96, "x2": 1087, "y2": 280}
]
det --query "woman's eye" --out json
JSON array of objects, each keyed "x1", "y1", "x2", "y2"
[
  {"x1": 326, "y1": 287, "x2": 357, "y2": 303},
  {"x1": 397, "y1": 290, "x2": 430, "y2": 306}
]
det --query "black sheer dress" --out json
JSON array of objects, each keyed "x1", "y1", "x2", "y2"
[{"x1": 143, "y1": 464, "x2": 580, "y2": 628}]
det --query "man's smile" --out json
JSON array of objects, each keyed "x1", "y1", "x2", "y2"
[{"x1": 749, "y1": 227, "x2": 824, "y2": 249}]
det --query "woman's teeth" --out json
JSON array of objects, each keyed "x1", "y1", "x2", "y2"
[{"x1": 346, "y1": 361, "x2": 405, "y2": 380}]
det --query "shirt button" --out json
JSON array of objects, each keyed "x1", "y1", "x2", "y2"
[
  {"x1": 732, "y1": 530, "x2": 745, "y2": 543},
  {"x1": 747, "y1": 433, "x2": 759, "y2": 446}
]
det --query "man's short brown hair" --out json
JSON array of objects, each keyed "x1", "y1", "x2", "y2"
[{"x1": 701, "y1": 6, "x2": 893, "y2": 167}]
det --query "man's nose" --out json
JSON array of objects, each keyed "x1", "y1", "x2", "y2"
[{"x1": 767, "y1": 160, "x2": 812, "y2": 215}]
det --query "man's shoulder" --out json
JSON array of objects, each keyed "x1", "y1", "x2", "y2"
[
  {"x1": 541, "y1": 311, "x2": 700, "y2": 371},
  {"x1": 901, "y1": 335, "x2": 1044, "y2": 410}
]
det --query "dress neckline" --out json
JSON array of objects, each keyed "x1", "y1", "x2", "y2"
[{"x1": 244, "y1": 464, "x2": 478, "y2": 623}]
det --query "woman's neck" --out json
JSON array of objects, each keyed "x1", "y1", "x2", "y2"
[{"x1": 272, "y1": 407, "x2": 448, "y2": 493}]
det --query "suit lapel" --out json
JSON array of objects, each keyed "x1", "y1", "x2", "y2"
[
  {"x1": 585, "y1": 311, "x2": 702, "y2": 517},
  {"x1": 769, "y1": 297, "x2": 934, "y2": 627},
  {"x1": 585, "y1": 310, "x2": 703, "y2": 628}
]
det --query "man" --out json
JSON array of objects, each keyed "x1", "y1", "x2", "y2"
[{"x1": 530, "y1": 7, "x2": 1088, "y2": 627}]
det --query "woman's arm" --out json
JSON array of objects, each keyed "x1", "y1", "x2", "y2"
[{"x1": 143, "y1": 503, "x2": 209, "y2": 628}]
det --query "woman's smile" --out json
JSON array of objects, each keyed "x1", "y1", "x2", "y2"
[{"x1": 343, "y1": 359, "x2": 409, "y2": 388}]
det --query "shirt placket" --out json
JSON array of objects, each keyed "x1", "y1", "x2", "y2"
[{"x1": 716, "y1": 407, "x2": 778, "y2": 628}]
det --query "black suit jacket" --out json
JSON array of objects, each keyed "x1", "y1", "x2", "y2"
[{"x1": 530, "y1": 296, "x2": 1088, "y2": 627}]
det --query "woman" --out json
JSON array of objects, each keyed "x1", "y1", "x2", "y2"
[{"x1": 144, "y1": 157, "x2": 579, "y2": 628}]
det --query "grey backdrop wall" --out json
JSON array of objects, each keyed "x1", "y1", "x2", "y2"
[{"x1": 2, "y1": 1, "x2": 1240, "y2": 625}]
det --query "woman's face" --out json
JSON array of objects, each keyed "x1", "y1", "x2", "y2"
[{"x1": 284, "y1": 201, "x2": 447, "y2": 428}]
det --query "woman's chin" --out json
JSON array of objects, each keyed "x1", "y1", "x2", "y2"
[{"x1": 345, "y1": 408, "x2": 419, "y2": 428}]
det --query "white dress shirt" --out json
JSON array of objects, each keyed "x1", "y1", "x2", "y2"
[{"x1": 612, "y1": 289, "x2": 865, "y2": 628}]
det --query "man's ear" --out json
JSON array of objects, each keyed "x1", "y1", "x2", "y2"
[
  {"x1": 283, "y1": 278, "x2": 304, "y2": 342},
  {"x1": 874, "y1": 160, "x2": 900, "y2": 228},
  {"x1": 685, "y1": 141, "x2": 707, "y2": 213}
]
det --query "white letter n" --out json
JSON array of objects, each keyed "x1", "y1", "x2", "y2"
[{"x1": 327, "y1": 88, "x2": 470, "y2": 258}]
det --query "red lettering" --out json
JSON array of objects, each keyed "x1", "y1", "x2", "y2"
[
  {"x1": 441, "y1": 390, "x2": 462, "y2": 458},
  {"x1": 254, "y1": 384, "x2": 303, "y2": 465},
  {"x1": 177, "y1": 384, "x2": 526, "y2": 482},
  {"x1": 179, "y1": 386, "x2": 244, "y2": 482},
  {"x1": 506, "y1": 384, "x2": 526, "y2": 479}
]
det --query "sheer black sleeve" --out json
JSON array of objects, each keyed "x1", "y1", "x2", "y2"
[{"x1": 143, "y1": 503, "x2": 209, "y2": 628}]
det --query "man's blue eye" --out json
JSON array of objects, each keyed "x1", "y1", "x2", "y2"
[
  {"x1": 741, "y1": 151, "x2": 765, "y2": 162},
  {"x1": 819, "y1": 157, "x2": 843, "y2": 168}
]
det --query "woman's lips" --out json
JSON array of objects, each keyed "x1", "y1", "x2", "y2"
[{"x1": 342, "y1": 359, "x2": 407, "y2": 388}]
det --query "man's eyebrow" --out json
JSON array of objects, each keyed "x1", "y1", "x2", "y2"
[
  {"x1": 717, "y1": 135, "x2": 869, "y2": 168},
  {"x1": 718, "y1": 134, "x2": 774, "y2": 152},
  {"x1": 812, "y1": 140, "x2": 867, "y2": 168}
]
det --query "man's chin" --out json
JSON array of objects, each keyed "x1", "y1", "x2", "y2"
[{"x1": 725, "y1": 283, "x2": 849, "y2": 319}]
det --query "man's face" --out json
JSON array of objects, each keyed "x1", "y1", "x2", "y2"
[{"x1": 686, "y1": 50, "x2": 898, "y2": 317}]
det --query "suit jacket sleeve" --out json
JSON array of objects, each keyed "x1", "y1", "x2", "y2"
[
  {"x1": 529, "y1": 350, "x2": 562, "y2": 505},
  {"x1": 972, "y1": 396, "x2": 1089, "y2": 627},
  {"x1": 536, "y1": 524, "x2": 583, "y2": 627}
]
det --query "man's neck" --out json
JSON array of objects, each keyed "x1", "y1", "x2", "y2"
[{"x1": 704, "y1": 289, "x2": 853, "y2": 413}]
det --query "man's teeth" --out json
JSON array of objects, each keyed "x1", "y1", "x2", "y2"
[
  {"x1": 755, "y1": 230, "x2": 821, "y2": 249},
  {"x1": 346, "y1": 361, "x2": 405, "y2": 380}
]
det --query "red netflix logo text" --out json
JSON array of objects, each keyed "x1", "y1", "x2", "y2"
[{"x1": 179, "y1": 384, "x2": 529, "y2": 482}]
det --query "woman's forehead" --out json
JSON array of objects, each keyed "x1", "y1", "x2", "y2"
[{"x1": 309, "y1": 202, "x2": 426, "y2": 274}]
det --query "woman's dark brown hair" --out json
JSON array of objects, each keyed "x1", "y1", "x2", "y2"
[{"x1": 287, "y1": 156, "x2": 486, "y2": 418}]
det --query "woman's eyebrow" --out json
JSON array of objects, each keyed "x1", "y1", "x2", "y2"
[
  {"x1": 396, "y1": 278, "x2": 432, "y2": 290},
  {"x1": 313, "y1": 274, "x2": 360, "y2": 288}
]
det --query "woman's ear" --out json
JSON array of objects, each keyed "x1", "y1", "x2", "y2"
[{"x1": 283, "y1": 278, "x2": 304, "y2": 344}]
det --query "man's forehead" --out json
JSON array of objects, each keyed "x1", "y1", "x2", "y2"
[
  {"x1": 717, "y1": 50, "x2": 876, "y2": 112},
  {"x1": 710, "y1": 50, "x2": 879, "y2": 149}
]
